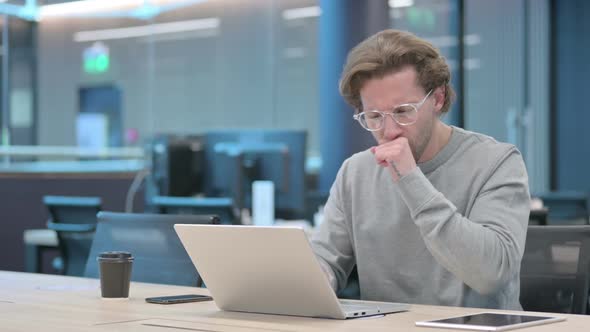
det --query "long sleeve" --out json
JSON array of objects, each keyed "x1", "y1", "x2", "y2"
[
  {"x1": 397, "y1": 148, "x2": 530, "y2": 295},
  {"x1": 311, "y1": 162, "x2": 356, "y2": 292}
]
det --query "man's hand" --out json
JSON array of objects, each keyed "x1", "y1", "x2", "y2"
[{"x1": 371, "y1": 137, "x2": 417, "y2": 181}]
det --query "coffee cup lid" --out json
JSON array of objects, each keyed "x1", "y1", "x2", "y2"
[{"x1": 98, "y1": 251, "x2": 133, "y2": 260}]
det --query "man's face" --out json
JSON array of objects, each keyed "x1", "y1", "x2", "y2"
[{"x1": 359, "y1": 67, "x2": 438, "y2": 162}]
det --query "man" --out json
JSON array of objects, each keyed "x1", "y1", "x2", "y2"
[{"x1": 311, "y1": 29, "x2": 530, "y2": 310}]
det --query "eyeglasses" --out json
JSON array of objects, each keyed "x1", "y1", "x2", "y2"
[{"x1": 353, "y1": 90, "x2": 433, "y2": 131}]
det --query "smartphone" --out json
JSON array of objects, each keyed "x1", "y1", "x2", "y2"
[{"x1": 145, "y1": 294, "x2": 213, "y2": 304}]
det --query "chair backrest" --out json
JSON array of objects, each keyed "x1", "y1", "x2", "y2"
[
  {"x1": 84, "y1": 211, "x2": 220, "y2": 286},
  {"x1": 536, "y1": 191, "x2": 589, "y2": 225},
  {"x1": 151, "y1": 195, "x2": 239, "y2": 225},
  {"x1": 520, "y1": 225, "x2": 590, "y2": 314},
  {"x1": 304, "y1": 190, "x2": 329, "y2": 226},
  {"x1": 44, "y1": 195, "x2": 102, "y2": 276},
  {"x1": 529, "y1": 208, "x2": 548, "y2": 226}
]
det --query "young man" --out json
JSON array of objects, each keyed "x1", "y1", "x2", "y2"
[{"x1": 311, "y1": 29, "x2": 530, "y2": 310}]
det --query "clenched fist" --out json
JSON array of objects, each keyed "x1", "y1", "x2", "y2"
[{"x1": 371, "y1": 137, "x2": 417, "y2": 181}]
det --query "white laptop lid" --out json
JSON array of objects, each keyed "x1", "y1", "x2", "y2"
[{"x1": 174, "y1": 224, "x2": 348, "y2": 319}]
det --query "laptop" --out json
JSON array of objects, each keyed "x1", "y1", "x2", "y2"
[{"x1": 174, "y1": 224, "x2": 410, "y2": 319}]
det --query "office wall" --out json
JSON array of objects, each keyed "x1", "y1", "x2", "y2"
[
  {"x1": 0, "y1": 17, "x2": 36, "y2": 146},
  {"x1": 36, "y1": 0, "x2": 320, "y2": 155},
  {"x1": 464, "y1": 0, "x2": 549, "y2": 193},
  {"x1": 33, "y1": 0, "x2": 557, "y2": 192},
  {"x1": 554, "y1": 0, "x2": 590, "y2": 191}
]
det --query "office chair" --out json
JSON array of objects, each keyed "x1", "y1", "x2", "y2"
[
  {"x1": 520, "y1": 225, "x2": 590, "y2": 314},
  {"x1": 151, "y1": 195, "x2": 239, "y2": 225},
  {"x1": 44, "y1": 195, "x2": 102, "y2": 276},
  {"x1": 304, "y1": 190, "x2": 329, "y2": 226},
  {"x1": 529, "y1": 208, "x2": 548, "y2": 225},
  {"x1": 84, "y1": 211, "x2": 220, "y2": 287},
  {"x1": 536, "y1": 191, "x2": 589, "y2": 225}
]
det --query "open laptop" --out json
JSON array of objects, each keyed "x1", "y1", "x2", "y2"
[{"x1": 174, "y1": 224, "x2": 409, "y2": 319}]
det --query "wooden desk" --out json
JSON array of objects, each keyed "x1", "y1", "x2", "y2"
[{"x1": 0, "y1": 271, "x2": 588, "y2": 331}]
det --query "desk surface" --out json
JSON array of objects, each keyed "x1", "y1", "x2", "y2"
[{"x1": 1, "y1": 271, "x2": 588, "y2": 331}]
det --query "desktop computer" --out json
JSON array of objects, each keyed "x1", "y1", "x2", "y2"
[{"x1": 145, "y1": 134, "x2": 205, "y2": 198}]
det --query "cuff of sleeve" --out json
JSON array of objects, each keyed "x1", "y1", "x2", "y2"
[
  {"x1": 317, "y1": 258, "x2": 338, "y2": 291},
  {"x1": 397, "y1": 167, "x2": 439, "y2": 217}
]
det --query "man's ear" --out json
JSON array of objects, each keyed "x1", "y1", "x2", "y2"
[{"x1": 433, "y1": 86, "x2": 445, "y2": 113}]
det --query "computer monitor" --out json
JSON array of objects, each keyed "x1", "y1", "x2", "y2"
[
  {"x1": 146, "y1": 134, "x2": 205, "y2": 197},
  {"x1": 203, "y1": 129, "x2": 306, "y2": 219}
]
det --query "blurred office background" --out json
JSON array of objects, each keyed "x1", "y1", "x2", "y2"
[{"x1": 0, "y1": 0, "x2": 589, "y2": 275}]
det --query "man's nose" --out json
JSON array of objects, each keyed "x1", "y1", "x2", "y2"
[{"x1": 382, "y1": 114, "x2": 402, "y2": 140}]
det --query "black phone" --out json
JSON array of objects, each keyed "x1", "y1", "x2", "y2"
[{"x1": 145, "y1": 294, "x2": 213, "y2": 304}]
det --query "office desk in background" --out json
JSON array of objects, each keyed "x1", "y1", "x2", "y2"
[
  {"x1": 0, "y1": 160, "x2": 145, "y2": 272},
  {"x1": 0, "y1": 271, "x2": 588, "y2": 331}
]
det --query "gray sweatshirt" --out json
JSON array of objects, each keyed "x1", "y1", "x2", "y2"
[{"x1": 311, "y1": 126, "x2": 530, "y2": 310}]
